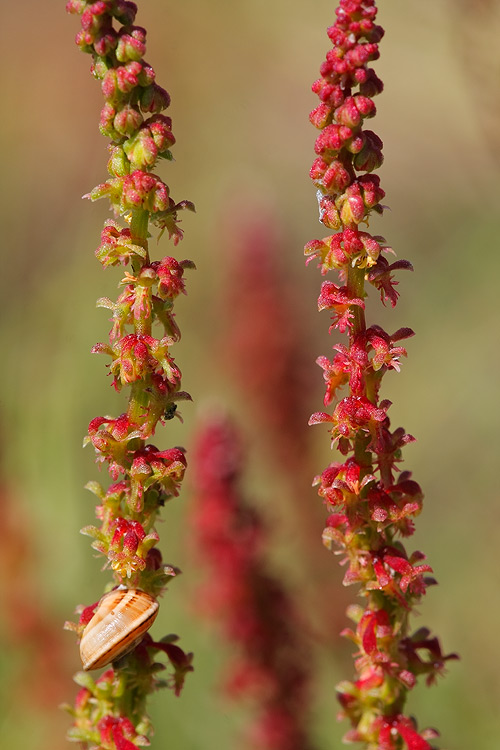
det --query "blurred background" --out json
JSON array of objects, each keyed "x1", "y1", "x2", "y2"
[{"x1": 1, "y1": 1, "x2": 499, "y2": 748}]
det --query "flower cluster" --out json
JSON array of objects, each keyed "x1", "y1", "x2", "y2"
[
  {"x1": 191, "y1": 418, "x2": 315, "y2": 750},
  {"x1": 65, "y1": 0, "x2": 193, "y2": 745},
  {"x1": 67, "y1": 0, "x2": 194, "y2": 244},
  {"x1": 65, "y1": 635, "x2": 193, "y2": 747},
  {"x1": 306, "y1": 2, "x2": 456, "y2": 748}
]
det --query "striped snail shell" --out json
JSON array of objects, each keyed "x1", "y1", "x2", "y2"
[{"x1": 80, "y1": 588, "x2": 159, "y2": 671}]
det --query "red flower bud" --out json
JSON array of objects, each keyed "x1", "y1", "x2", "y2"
[
  {"x1": 140, "y1": 83, "x2": 171, "y2": 113},
  {"x1": 114, "y1": 104, "x2": 143, "y2": 136},
  {"x1": 116, "y1": 25, "x2": 147, "y2": 63}
]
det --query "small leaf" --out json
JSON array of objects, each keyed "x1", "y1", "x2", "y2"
[
  {"x1": 73, "y1": 671, "x2": 96, "y2": 691},
  {"x1": 80, "y1": 525, "x2": 101, "y2": 539},
  {"x1": 84, "y1": 480, "x2": 104, "y2": 499}
]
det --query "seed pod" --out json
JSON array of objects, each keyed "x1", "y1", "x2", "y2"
[{"x1": 80, "y1": 588, "x2": 159, "y2": 671}]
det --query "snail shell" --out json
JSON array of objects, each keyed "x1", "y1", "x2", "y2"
[{"x1": 80, "y1": 588, "x2": 159, "y2": 671}]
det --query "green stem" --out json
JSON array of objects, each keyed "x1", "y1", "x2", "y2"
[
  {"x1": 130, "y1": 208, "x2": 150, "y2": 271},
  {"x1": 127, "y1": 382, "x2": 149, "y2": 426},
  {"x1": 379, "y1": 454, "x2": 394, "y2": 490},
  {"x1": 128, "y1": 208, "x2": 151, "y2": 430},
  {"x1": 347, "y1": 262, "x2": 370, "y2": 468},
  {"x1": 346, "y1": 263, "x2": 366, "y2": 339}
]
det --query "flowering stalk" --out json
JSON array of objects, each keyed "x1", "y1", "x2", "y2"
[
  {"x1": 0, "y1": 473, "x2": 71, "y2": 750},
  {"x1": 64, "y1": 1, "x2": 194, "y2": 746},
  {"x1": 306, "y1": 2, "x2": 456, "y2": 748},
  {"x1": 222, "y1": 215, "x2": 312, "y2": 472},
  {"x1": 220, "y1": 212, "x2": 351, "y2": 641},
  {"x1": 191, "y1": 417, "x2": 315, "y2": 750}
]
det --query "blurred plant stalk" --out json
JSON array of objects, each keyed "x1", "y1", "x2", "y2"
[
  {"x1": 63, "y1": 1, "x2": 194, "y2": 746},
  {"x1": 0, "y1": 476, "x2": 71, "y2": 750},
  {"x1": 220, "y1": 211, "x2": 352, "y2": 642},
  {"x1": 306, "y1": 2, "x2": 457, "y2": 748},
  {"x1": 191, "y1": 416, "x2": 316, "y2": 750}
]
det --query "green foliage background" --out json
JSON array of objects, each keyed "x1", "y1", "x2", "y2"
[{"x1": 1, "y1": 2, "x2": 499, "y2": 749}]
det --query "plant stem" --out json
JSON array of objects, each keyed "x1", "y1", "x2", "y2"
[
  {"x1": 130, "y1": 209, "x2": 150, "y2": 266},
  {"x1": 346, "y1": 262, "x2": 366, "y2": 339}
]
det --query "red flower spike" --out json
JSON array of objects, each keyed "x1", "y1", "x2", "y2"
[
  {"x1": 306, "y1": 2, "x2": 455, "y2": 746},
  {"x1": 190, "y1": 418, "x2": 315, "y2": 750},
  {"x1": 66, "y1": 0, "x2": 193, "y2": 744}
]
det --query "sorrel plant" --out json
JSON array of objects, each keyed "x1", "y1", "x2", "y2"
[
  {"x1": 306, "y1": 2, "x2": 457, "y2": 748},
  {"x1": 191, "y1": 417, "x2": 315, "y2": 750},
  {"x1": 63, "y1": 1, "x2": 194, "y2": 745}
]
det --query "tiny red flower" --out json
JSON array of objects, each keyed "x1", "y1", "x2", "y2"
[{"x1": 317, "y1": 281, "x2": 365, "y2": 333}]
